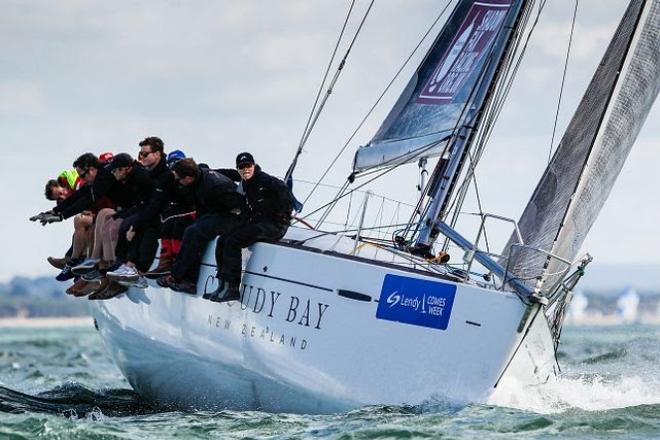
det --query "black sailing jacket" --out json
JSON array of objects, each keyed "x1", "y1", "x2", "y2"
[
  {"x1": 53, "y1": 166, "x2": 117, "y2": 219},
  {"x1": 130, "y1": 157, "x2": 175, "y2": 229},
  {"x1": 190, "y1": 168, "x2": 244, "y2": 216},
  {"x1": 111, "y1": 163, "x2": 154, "y2": 211},
  {"x1": 242, "y1": 169, "x2": 293, "y2": 225}
]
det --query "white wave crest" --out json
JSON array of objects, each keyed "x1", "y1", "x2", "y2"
[{"x1": 490, "y1": 373, "x2": 660, "y2": 414}]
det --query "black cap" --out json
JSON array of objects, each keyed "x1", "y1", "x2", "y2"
[
  {"x1": 236, "y1": 152, "x2": 255, "y2": 167},
  {"x1": 108, "y1": 153, "x2": 134, "y2": 170}
]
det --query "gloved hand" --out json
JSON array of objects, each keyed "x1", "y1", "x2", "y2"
[
  {"x1": 29, "y1": 212, "x2": 46, "y2": 222},
  {"x1": 29, "y1": 211, "x2": 59, "y2": 224},
  {"x1": 38, "y1": 212, "x2": 63, "y2": 226}
]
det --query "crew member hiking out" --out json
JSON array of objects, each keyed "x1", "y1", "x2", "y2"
[
  {"x1": 42, "y1": 168, "x2": 85, "y2": 273},
  {"x1": 106, "y1": 138, "x2": 175, "y2": 287},
  {"x1": 157, "y1": 158, "x2": 244, "y2": 294},
  {"x1": 144, "y1": 149, "x2": 196, "y2": 278},
  {"x1": 72, "y1": 152, "x2": 154, "y2": 300},
  {"x1": 206, "y1": 152, "x2": 292, "y2": 303},
  {"x1": 31, "y1": 153, "x2": 118, "y2": 282}
]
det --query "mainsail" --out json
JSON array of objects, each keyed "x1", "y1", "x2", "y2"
[
  {"x1": 502, "y1": 0, "x2": 660, "y2": 293},
  {"x1": 353, "y1": 0, "x2": 525, "y2": 172}
]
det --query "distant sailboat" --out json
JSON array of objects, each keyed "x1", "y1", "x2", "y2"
[
  {"x1": 617, "y1": 287, "x2": 641, "y2": 323},
  {"x1": 89, "y1": 0, "x2": 660, "y2": 413},
  {"x1": 566, "y1": 290, "x2": 589, "y2": 324}
]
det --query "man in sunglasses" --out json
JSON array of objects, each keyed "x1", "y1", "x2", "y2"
[
  {"x1": 206, "y1": 152, "x2": 293, "y2": 303},
  {"x1": 144, "y1": 149, "x2": 197, "y2": 278},
  {"x1": 106, "y1": 137, "x2": 177, "y2": 287},
  {"x1": 157, "y1": 158, "x2": 244, "y2": 294}
]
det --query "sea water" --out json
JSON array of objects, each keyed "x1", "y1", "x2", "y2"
[{"x1": 0, "y1": 324, "x2": 659, "y2": 439}]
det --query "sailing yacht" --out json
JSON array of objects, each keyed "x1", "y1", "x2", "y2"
[{"x1": 89, "y1": 0, "x2": 660, "y2": 413}]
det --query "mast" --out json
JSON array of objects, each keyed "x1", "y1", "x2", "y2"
[{"x1": 412, "y1": 0, "x2": 531, "y2": 254}]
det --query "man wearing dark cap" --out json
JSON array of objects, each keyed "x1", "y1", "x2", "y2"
[
  {"x1": 93, "y1": 152, "x2": 155, "y2": 296},
  {"x1": 206, "y1": 152, "x2": 293, "y2": 303},
  {"x1": 106, "y1": 138, "x2": 175, "y2": 286},
  {"x1": 157, "y1": 158, "x2": 244, "y2": 294}
]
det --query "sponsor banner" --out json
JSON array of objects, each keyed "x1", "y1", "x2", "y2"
[
  {"x1": 376, "y1": 274, "x2": 456, "y2": 330},
  {"x1": 417, "y1": 0, "x2": 512, "y2": 105}
]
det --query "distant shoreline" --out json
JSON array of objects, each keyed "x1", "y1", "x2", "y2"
[{"x1": 0, "y1": 316, "x2": 94, "y2": 328}]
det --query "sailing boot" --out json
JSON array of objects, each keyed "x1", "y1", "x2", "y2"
[
  {"x1": 203, "y1": 276, "x2": 224, "y2": 300},
  {"x1": 86, "y1": 278, "x2": 110, "y2": 296},
  {"x1": 209, "y1": 281, "x2": 241, "y2": 303},
  {"x1": 66, "y1": 279, "x2": 90, "y2": 296},
  {"x1": 76, "y1": 278, "x2": 108, "y2": 297},
  {"x1": 157, "y1": 274, "x2": 176, "y2": 289},
  {"x1": 88, "y1": 280, "x2": 127, "y2": 300},
  {"x1": 145, "y1": 255, "x2": 174, "y2": 279},
  {"x1": 47, "y1": 256, "x2": 68, "y2": 270},
  {"x1": 169, "y1": 277, "x2": 197, "y2": 295}
]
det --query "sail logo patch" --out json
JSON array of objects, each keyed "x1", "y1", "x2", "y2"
[
  {"x1": 376, "y1": 274, "x2": 456, "y2": 330},
  {"x1": 417, "y1": 0, "x2": 512, "y2": 105}
]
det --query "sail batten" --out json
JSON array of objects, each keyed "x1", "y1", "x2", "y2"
[
  {"x1": 502, "y1": 0, "x2": 660, "y2": 293},
  {"x1": 353, "y1": 0, "x2": 520, "y2": 172}
]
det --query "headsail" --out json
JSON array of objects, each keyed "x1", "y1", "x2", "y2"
[
  {"x1": 502, "y1": 0, "x2": 660, "y2": 293},
  {"x1": 353, "y1": 0, "x2": 523, "y2": 172}
]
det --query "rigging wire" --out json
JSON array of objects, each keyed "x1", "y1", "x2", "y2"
[
  {"x1": 478, "y1": 0, "x2": 549, "y2": 140},
  {"x1": 293, "y1": 177, "x2": 415, "y2": 207},
  {"x1": 312, "y1": 135, "x2": 450, "y2": 229},
  {"x1": 435, "y1": 0, "x2": 543, "y2": 257},
  {"x1": 548, "y1": 0, "x2": 579, "y2": 164},
  {"x1": 286, "y1": 0, "x2": 376, "y2": 182},
  {"x1": 407, "y1": 0, "x2": 542, "y2": 250},
  {"x1": 441, "y1": 0, "x2": 566, "y2": 262},
  {"x1": 301, "y1": 0, "x2": 455, "y2": 205},
  {"x1": 301, "y1": 160, "x2": 409, "y2": 225},
  {"x1": 443, "y1": 0, "x2": 548, "y2": 244},
  {"x1": 445, "y1": 1, "x2": 536, "y2": 214},
  {"x1": 286, "y1": 0, "x2": 357, "y2": 181}
]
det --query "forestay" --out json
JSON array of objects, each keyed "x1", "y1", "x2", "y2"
[
  {"x1": 502, "y1": 0, "x2": 660, "y2": 294},
  {"x1": 353, "y1": 0, "x2": 522, "y2": 172}
]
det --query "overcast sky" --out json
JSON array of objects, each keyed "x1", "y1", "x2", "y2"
[{"x1": 0, "y1": 0, "x2": 657, "y2": 281}]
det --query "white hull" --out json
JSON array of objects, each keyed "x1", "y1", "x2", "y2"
[{"x1": 89, "y1": 228, "x2": 559, "y2": 413}]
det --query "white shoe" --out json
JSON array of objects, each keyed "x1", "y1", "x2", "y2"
[{"x1": 106, "y1": 264, "x2": 139, "y2": 282}]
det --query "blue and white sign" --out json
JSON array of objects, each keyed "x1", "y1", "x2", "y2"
[{"x1": 376, "y1": 274, "x2": 456, "y2": 330}]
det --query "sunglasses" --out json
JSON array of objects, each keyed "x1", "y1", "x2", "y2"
[
  {"x1": 238, "y1": 163, "x2": 254, "y2": 170},
  {"x1": 138, "y1": 150, "x2": 153, "y2": 158}
]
